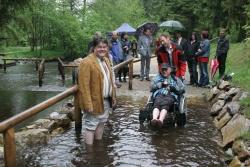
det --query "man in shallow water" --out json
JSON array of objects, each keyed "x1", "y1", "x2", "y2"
[{"x1": 78, "y1": 37, "x2": 116, "y2": 145}]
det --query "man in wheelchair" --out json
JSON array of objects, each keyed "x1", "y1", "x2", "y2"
[{"x1": 139, "y1": 63, "x2": 186, "y2": 127}]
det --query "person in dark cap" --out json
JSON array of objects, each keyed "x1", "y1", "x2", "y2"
[{"x1": 150, "y1": 63, "x2": 185, "y2": 127}]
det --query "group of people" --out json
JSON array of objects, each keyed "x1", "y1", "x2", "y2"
[{"x1": 77, "y1": 27, "x2": 230, "y2": 145}]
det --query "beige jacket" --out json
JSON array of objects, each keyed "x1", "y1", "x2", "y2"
[{"x1": 77, "y1": 53, "x2": 116, "y2": 115}]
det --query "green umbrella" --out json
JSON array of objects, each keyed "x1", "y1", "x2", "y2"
[{"x1": 159, "y1": 20, "x2": 185, "y2": 31}]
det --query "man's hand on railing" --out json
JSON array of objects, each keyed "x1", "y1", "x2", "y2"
[{"x1": 86, "y1": 109, "x2": 94, "y2": 113}]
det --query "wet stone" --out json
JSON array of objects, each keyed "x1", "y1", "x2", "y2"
[
  {"x1": 34, "y1": 119, "x2": 51, "y2": 128},
  {"x1": 207, "y1": 86, "x2": 220, "y2": 101},
  {"x1": 227, "y1": 88, "x2": 240, "y2": 97},
  {"x1": 15, "y1": 129, "x2": 49, "y2": 147},
  {"x1": 232, "y1": 91, "x2": 243, "y2": 102},
  {"x1": 211, "y1": 90, "x2": 225, "y2": 105},
  {"x1": 229, "y1": 156, "x2": 242, "y2": 167},
  {"x1": 51, "y1": 127, "x2": 65, "y2": 136},
  {"x1": 214, "y1": 112, "x2": 232, "y2": 130},
  {"x1": 232, "y1": 140, "x2": 247, "y2": 155},
  {"x1": 221, "y1": 114, "x2": 250, "y2": 147},
  {"x1": 218, "y1": 92, "x2": 229, "y2": 100},
  {"x1": 224, "y1": 148, "x2": 234, "y2": 162},
  {"x1": 206, "y1": 91, "x2": 214, "y2": 101},
  {"x1": 217, "y1": 106, "x2": 228, "y2": 120},
  {"x1": 26, "y1": 124, "x2": 38, "y2": 129},
  {"x1": 219, "y1": 80, "x2": 230, "y2": 90},
  {"x1": 227, "y1": 102, "x2": 240, "y2": 116},
  {"x1": 239, "y1": 92, "x2": 249, "y2": 101},
  {"x1": 244, "y1": 159, "x2": 250, "y2": 166},
  {"x1": 210, "y1": 100, "x2": 226, "y2": 116},
  {"x1": 238, "y1": 150, "x2": 250, "y2": 162},
  {"x1": 45, "y1": 120, "x2": 58, "y2": 132},
  {"x1": 53, "y1": 114, "x2": 71, "y2": 129}
]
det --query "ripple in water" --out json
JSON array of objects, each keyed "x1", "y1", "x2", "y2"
[{"x1": 16, "y1": 96, "x2": 224, "y2": 167}]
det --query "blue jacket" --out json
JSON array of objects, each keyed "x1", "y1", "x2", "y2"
[
  {"x1": 196, "y1": 39, "x2": 210, "y2": 57},
  {"x1": 121, "y1": 39, "x2": 131, "y2": 61},
  {"x1": 151, "y1": 74, "x2": 185, "y2": 100},
  {"x1": 110, "y1": 40, "x2": 123, "y2": 63}
]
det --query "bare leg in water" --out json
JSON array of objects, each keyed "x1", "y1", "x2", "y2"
[{"x1": 85, "y1": 122, "x2": 105, "y2": 145}]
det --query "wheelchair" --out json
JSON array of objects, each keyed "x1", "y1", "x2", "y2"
[{"x1": 139, "y1": 92, "x2": 187, "y2": 127}]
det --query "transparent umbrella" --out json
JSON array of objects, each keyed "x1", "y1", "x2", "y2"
[{"x1": 159, "y1": 20, "x2": 185, "y2": 31}]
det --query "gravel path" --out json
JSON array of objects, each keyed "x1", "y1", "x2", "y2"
[{"x1": 117, "y1": 57, "x2": 208, "y2": 100}]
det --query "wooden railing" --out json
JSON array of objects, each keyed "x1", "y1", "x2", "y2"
[
  {"x1": 57, "y1": 57, "x2": 78, "y2": 84},
  {"x1": 0, "y1": 54, "x2": 159, "y2": 166},
  {"x1": 2, "y1": 58, "x2": 46, "y2": 87},
  {"x1": 0, "y1": 85, "x2": 80, "y2": 167},
  {"x1": 57, "y1": 57, "x2": 135, "y2": 90}
]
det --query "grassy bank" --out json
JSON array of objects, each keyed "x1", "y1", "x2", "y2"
[
  {"x1": 0, "y1": 47, "x2": 64, "y2": 59},
  {"x1": 210, "y1": 42, "x2": 250, "y2": 91},
  {"x1": 215, "y1": 42, "x2": 250, "y2": 124}
]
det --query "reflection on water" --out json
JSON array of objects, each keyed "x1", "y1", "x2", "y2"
[
  {"x1": 18, "y1": 96, "x2": 224, "y2": 167},
  {"x1": 0, "y1": 62, "x2": 73, "y2": 127}
]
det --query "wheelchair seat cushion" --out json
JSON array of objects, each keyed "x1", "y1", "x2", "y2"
[{"x1": 153, "y1": 94, "x2": 175, "y2": 111}]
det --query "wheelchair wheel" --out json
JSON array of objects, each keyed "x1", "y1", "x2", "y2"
[
  {"x1": 176, "y1": 113, "x2": 186, "y2": 127},
  {"x1": 139, "y1": 109, "x2": 147, "y2": 124}
]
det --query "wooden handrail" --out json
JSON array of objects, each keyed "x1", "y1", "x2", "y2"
[
  {"x1": 2, "y1": 58, "x2": 43, "y2": 61},
  {"x1": 113, "y1": 58, "x2": 134, "y2": 71},
  {"x1": 133, "y1": 55, "x2": 156, "y2": 63},
  {"x1": 0, "y1": 85, "x2": 78, "y2": 133},
  {"x1": 57, "y1": 57, "x2": 65, "y2": 66},
  {"x1": 0, "y1": 55, "x2": 137, "y2": 166}
]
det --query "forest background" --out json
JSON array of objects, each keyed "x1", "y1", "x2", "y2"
[{"x1": 1, "y1": 0, "x2": 250, "y2": 58}]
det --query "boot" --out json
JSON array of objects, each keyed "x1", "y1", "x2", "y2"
[
  {"x1": 123, "y1": 76, "x2": 127, "y2": 82},
  {"x1": 118, "y1": 70, "x2": 122, "y2": 82}
]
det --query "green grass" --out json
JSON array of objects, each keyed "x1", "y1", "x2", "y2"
[
  {"x1": 0, "y1": 47, "x2": 64, "y2": 59},
  {"x1": 210, "y1": 42, "x2": 250, "y2": 120},
  {"x1": 239, "y1": 131, "x2": 250, "y2": 141},
  {"x1": 240, "y1": 96, "x2": 250, "y2": 119},
  {"x1": 210, "y1": 42, "x2": 250, "y2": 92}
]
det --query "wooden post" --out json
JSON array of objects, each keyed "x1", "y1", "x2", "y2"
[
  {"x1": 3, "y1": 59, "x2": 6, "y2": 72},
  {"x1": 72, "y1": 67, "x2": 76, "y2": 84},
  {"x1": 74, "y1": 93, "x2": 82, "y2": 133},
  {"x1": 62, "y1": 66, "x2": 65, "y2": 81},
  {"x1": 42, "y1": 61, "x2": 45, "y2": 74},
  {"x1": 38, "y1": 67, "x2": 43, "y2": 87},
  {"x1": 38, "y1": 60, "x2": 45, "y2": 87},
  {"x1": 3, "y1": 128, "x2": 16, "y2": 167},
  {"x1": 128, "y1": 60, "x2": 133, "y2": 90},
  {"x1": 58, "y1": 61, "x2": 65, "y2": 83},
  {"x1": 35, "y1": 61, "x2": 39, "y2": 71}
]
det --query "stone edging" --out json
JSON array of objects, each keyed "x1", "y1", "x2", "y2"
[
  {"x1": 207, "y1": 80, "x2": 250, "y2": 166},
  {"x1": 0, "y1": 99, "x2": 75, "y2": 162}
]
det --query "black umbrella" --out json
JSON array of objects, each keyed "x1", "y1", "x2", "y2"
[{"x1": 136, "y1": 22, "x2": 159, "y2": 36}]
